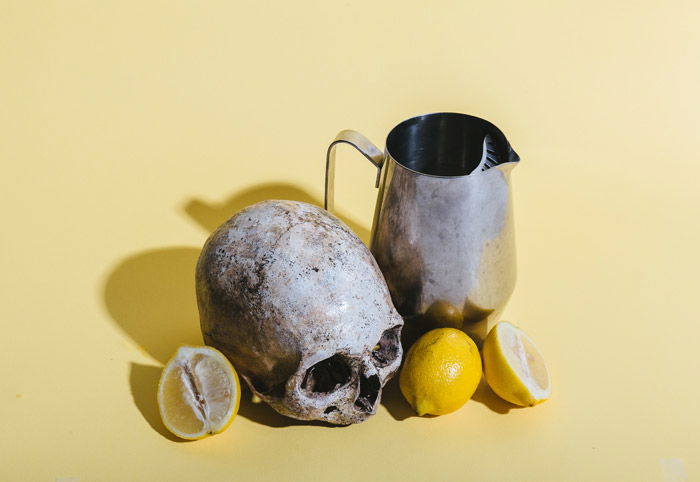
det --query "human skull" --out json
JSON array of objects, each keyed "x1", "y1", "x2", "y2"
[{"x1": 196, "y1": 200, "x2": 403, "y2": 424}]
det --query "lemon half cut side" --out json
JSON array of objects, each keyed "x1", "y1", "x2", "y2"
[
  {"x1": 482, "y1": 322, "x2": 551, "y2": 407},
  {"x1": 157, "y1": 345, "x2": 241, "y2": 440}
]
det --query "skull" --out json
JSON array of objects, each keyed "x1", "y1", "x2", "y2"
[{"x1": 196, "y1": 200, "x2": 403, "y2": 424}]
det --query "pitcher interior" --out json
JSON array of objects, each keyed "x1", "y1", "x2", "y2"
[{"x1": 385, "y1": 113, "x2": 516, "y2": 176}]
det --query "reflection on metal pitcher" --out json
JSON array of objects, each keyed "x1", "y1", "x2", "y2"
[{"x1": 325, "y1": 113, "x2": 519, "y2": 343}]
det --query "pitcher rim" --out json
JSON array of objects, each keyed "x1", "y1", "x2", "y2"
[{"x1": 384, "y1": 112, "x2": 519, "y2": 179}]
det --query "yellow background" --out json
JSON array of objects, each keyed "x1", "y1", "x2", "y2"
[{"x1": 2, "y1": 1, "x2": 698, "y2": 480}]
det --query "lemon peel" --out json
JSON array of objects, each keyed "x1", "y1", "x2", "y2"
[{"x1": 399, "y1": 328, "x2": 482, "y2": 416}]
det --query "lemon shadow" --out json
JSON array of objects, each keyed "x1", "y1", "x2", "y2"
[
  {"x1": 382, "y1": 376, "x2": 519, "y2": 419},
  {"x1": 106, "y1": 245, "x2": 325, "y2": 429},
  {"x1": 471, "y1": 379, "x2": 521, "y2": 414},
  {"x1": 183, "y1": 182, "x2": 370, "y2": 244},
  {"x1": 128, "y1": 361, "x2": 332, "y2": 438},
  {"x1": 129, "y1": 363, "x2": 187, "y2": 442}
]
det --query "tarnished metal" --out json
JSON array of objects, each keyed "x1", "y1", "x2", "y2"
[
  {"x1": 325, "y1": 130, "x2": 384, "y2": 213},
  {"x1": 325, "y1": 113, "x2": 520, "y2": 343}
]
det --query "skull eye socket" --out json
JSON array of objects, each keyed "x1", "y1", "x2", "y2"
[
  {"x1": 301, "y1": 354, "x2": 352, "y2": 394},
  {"x1": 371, "y1": 325, "x2": 401, "y2": 367}
]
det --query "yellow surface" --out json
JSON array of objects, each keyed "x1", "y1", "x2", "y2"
[{"x1": 1, "y1": 1, "x2": 698, "y2": 480}]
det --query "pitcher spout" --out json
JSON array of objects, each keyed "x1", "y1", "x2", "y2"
[
  {"x1": 496, "y1": 153, "x2": 519, "y2": 175},
  {"x1": 473, "y1": 133, "x2": 520, "y2": 175}
]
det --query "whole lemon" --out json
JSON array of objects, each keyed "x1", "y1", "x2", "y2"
[{"x1": 399, "y1": 328, "x2": 482, "y2": 416}]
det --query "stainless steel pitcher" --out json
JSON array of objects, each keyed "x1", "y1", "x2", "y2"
[{"x1": 325, "y1": 112, "x2": 519, "y2": 343}]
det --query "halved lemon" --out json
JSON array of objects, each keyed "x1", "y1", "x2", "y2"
[
  {"x1": 482, "y1": 322, "x2": 551, "y2": 407},
  {"x1": 157, "y1": 345, "x2": 240, "y2": 440}
]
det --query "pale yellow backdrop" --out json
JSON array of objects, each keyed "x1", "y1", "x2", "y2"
[{"x1": 1, "y1": 1, "x2": 698, "y2": 481}]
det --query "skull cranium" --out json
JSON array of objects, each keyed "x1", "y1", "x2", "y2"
[{"x1": 196, "y1": 200, "x2": 403, "y2": 424}]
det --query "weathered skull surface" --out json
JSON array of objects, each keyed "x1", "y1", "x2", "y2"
[{"x1": 196, "y1": 200, "x2": 403, "y2": 424}]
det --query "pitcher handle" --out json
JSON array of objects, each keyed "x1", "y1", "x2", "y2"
[{"x1": 324, "y1": 130, "x2": 384, "y2": 212}]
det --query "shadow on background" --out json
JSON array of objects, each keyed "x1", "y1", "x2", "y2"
[
  {"x1": 106, "y1": 183, "x2": 511, "y2": 429},
  {"x1": 105, "y1": 247, "x2": 203, "y2": 365},
  {"x1": 380, "y1": 376, "x2": 414, "y2": 421},
  {"x1": 129, "y1": 362, "x2": 334, "y2": 435},
  {"x1": 129, "y1": 363, "x2": 186, "y2": 442},
  {"x1": 471, "y1": 379, "x2": 521, "y2": 414},
  {"x1": 105, "y1": 182, "x2": 372, "y2": 431},
  {"x1": 183, "y1": 182, "x2": 370, "y2": 243},
  {"x1": 236, "y1": 384, "x2": 338, "y2": 429},
  {"x1": 382, "y1": 373, "x2": 518, "y2": 419}
]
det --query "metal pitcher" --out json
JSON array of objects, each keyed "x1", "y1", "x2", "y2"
[{"x1": 325, "y1": 113, "x2": 519, "y2": 343}]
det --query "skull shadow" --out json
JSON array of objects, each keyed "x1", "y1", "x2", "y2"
[{"x1": 104, "y1": 183, "x2": 370, "y2": 433}]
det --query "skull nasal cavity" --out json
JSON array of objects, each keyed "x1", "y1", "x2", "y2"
[
  {"x1": 354, "y1": 373, "x2": 380, "y2": 413},
  {"x1": 301, "y1": 354, "x2": 352, "y2": 394}
]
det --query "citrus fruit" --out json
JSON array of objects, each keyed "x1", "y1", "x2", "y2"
[
  {"x1": 157, "y1": 345, "x2": 240, "y2": 440},
  {"x1": 425, "y1": 300, "x2": 463, "y2": 329},
  {"x1": 481, "y1": 321, "x2": 551, "y2": 406},
  {"x1": 399, "y1": 328, "x2": 482, "y2": 416}
]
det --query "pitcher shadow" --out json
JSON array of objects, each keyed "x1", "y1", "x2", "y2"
[
  {"x1": 105, "y1": 183, "x2": 365, "y2": 431},
  {"x1": 183, "y1": 182, "x2": 370, "y2": 243}
]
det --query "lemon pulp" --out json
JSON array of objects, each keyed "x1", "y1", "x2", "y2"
[
  {"x1": 158, "y1": 345, "x2": 240, "y2": 440},
  {"x1": 482, "y1": 322, "x2": 550, "y2": 406}
]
